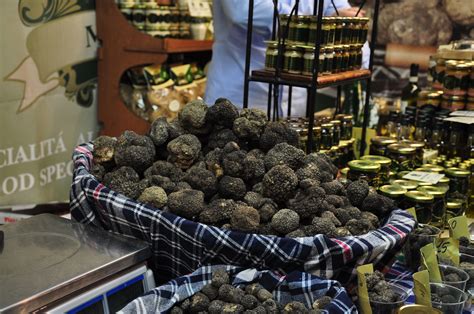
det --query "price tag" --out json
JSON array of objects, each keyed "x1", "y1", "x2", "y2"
[
  {"x1": 402, "y1": 171, "x2": 445, "y2": 184},
  {"x1": 448, "y1": 216, "x2": 470, "y2": 240},
  {"x1": 187, "y1": 0, "x2": 212, "y2": 17},
  {"x1": 413, "y1": 270, "x2": 432, "y2": 307},
  {"x1": 357, "y1": 264, "x2": 373, "y2": 314},
  {"x1": 421, "y1": 243, "x2": 442, "y2": 283},
  {"x1": 435, "y1": 238, "x2": 460, "y2": 266},
  {"x1": 406, "y1": 207, "x2": 417, "y2": 222}
]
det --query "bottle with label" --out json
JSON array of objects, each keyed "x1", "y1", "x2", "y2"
[{"x1": 401, "y1": 64, "x2": 420, "y2": 113}]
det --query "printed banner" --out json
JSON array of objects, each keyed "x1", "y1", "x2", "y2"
[{"x1": 0, "y1": 0, "x2": 99, "y2": 207}]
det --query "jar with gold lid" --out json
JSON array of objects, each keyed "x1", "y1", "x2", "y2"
[
  {"x1": 338, "y1": 141, "x2": 350, "y2": 167},
  {"x1": 403, "y1": 191, "x2": 434, "y2": 224},
  {"x1": 361, "y1": 155, "x2": 391, "y2": 185},
  {"x1": 443, "y1": 61, "x2": 470, "y2": 96},
  {"x1": 289, "y1": 15, "x2": 311, "y2": 44},
  {"x1": 391, "y1": 179, "x2": 419, "y2": 191},
  {"x1": 334, "y1": 17, "x2": 344, "y2": 44},
  {"x1": 436, "y1": 176, "x2": 450, "y2": 193},
  {"x1": 401, "y1": 140, "x2": 425, "y2": 167},
  {"x1": 446, "y1": 200, "x2": 464, "y2": 221},
  {"x1": 370, "y1": 136, "x2": 397, "y2": 156},
  {"x1": 348, "y1": 160, "x2": 381, "y2": 188},
  {"x1": 324, "y1": 47, "x2": 334, "y2": 75},
  {"x1": 441, "y1": 95, "x2": 466, "y2": 111},
  {"x1": 341, "y1": 115, "x2": 353, "y2": 140},
  {"x1": 421, "y1": 164, "x2": 445, "y2": 173},
  {"x1": 445, "y1": 167, "x2": 470, "y2": 206},
  {"x1": 295, "y1": 127, "x2": 308, "y2": 152},
  {"x1": 302, "y1": 46, "x2": 316, "y2": 75},
  {"x1": 326, "y1": 17, "x2": 336, "y2": 45},
  {"x1": 433, "y1": 58, "x2": 446, "y2": 90},
  {"x1": 379, "y1": 184, "x2": 407, "y2": 208},
  {"x1": 417, "y1": 186, "x2": 446, "y2": 228},
  {"x1": 320, "y1": 123, "x2": 334, "y2": 150},
  {"x1": 420, "y1": 92, "x2": 441, "y2": 110},
  {"x1": 332, "y1": 45, "x2": 343, "y2": 73},
  {"x1": 312, "y1": 126, "x2": 322, "y2": 152},
  {"x1": 341, "y1": 17, "x2": 351, "y2": 44},
  {"x1": 283, "y1": 45, "x2": 303, "y2": 74},
  {"x1": 330, "y1": 120, "x2": 341, "y2": 146},
  {"x1": 341, "y1": 45, "x2": 350, "y2": 72},
  {"x1": 347, "y1": 44, "x2": 358, "y2": 70},
  {"x1": 265, "y1": 41, "x2": 279, "y2": 71},
  {"x1": 359, "y1": 17, "x2": 369, "y2": 43},
  {"x1": 132, "y1": 4, "x2": 147, "y2": 31},
  {"x1": 355, "y1": 44, "x2": 363, "y2": 69},
  {"x1": 345, "y1": 17, "x2": 357, "y2": 44},
  {"x1": 279, "y1": 14, "x2": 291, "y2": 39},
  {"x1": 387, "y1": 143, "x2": 417, "y2": 171}
]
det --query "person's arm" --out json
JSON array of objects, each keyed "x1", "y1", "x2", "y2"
[{"x1": 219, "y1": 0, "x2": 294, "y2": 32}]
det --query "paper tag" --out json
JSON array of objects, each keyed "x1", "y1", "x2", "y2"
[
  {"x1": 357, "y1": 264, "x2": 373, "y2": 314},
  {"x1": 435, "y1": 238, "x2": 460, "y2": 266},
  {"x1": 421, "y1": 243, "x2": 442, "y2": 283},
  {"x1": 406, "y1": 207, "x2": 417, "y2": 222},
  {"x1": 413, "y1": 270, "x2": 432, "y2": 307},
  {"x1": 402, "y1": 171, "x2": 445, "y2": 184},
  {"x1": 448, "y1": 216, "x2": 470, "y2": 240},
  {"x1": 450, "y1": 110, "x2": 474, "y2": 117},
  {"x1": 187, "y1": 0, "x2": 212, "y2": 17}
]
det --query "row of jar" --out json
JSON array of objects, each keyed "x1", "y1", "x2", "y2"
[
  {"x1": 430, "y1": 58, "x2": 474, "y2": 98},
  {"x1": 417, "y1": 89, "x2": 474, "y2": 112},
  {"x1": 265, "y1": 43, "x2": 363, "y2": 75},
  {"x1": 279, "y1": 15, "x2": 369, "y2": 47}
]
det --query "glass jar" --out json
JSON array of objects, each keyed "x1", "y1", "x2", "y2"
[
  {"x1": 347, "y1": 138, "x2": 356, "y2": 161},
  {"x1": 334, "y1": 17, "x2": 344, "y2": 44},
  {"x1": 392, "y1": 179, "x2": 419, "y2": 191},
  {"x1": 296, "y1": 128, "x2": 308, "y2": 152},
  {"x1": 330, "y1": 120, "x2": 341, "y2": 146},
  {"x1": 402, "y1": 140, "x2": 425, "y2": 167},
  {"x1": 436, "y1": 176, "x2": 450, "y2": 193},
  {"x1": 279, "y1": 14, "x2": 291, "y2": 40},
  {"x1": 422, "y1": 92, "x2": 441, "y2": 110},
  {"x1": 433, "y1": 58, "x2": 446, "y2": 90},
  {"x1": 447, "y1": 123, "x2": 466, "y2": 158},
  {"x1": 326, "y1": 17, "x2": 336, "y2": 45},
  {"x1": 348, "y1": 44, "x2": 358, "y2": 70},
  {"x1": 417, "y1": 186, "x2": 446, "y2": 229},
  {"x1": 361, "y1": 155, "x2": 392, "y2": 185},
  {"x1": 341, "y1": 115, "x2": 353, "y2": 140},
  {"x1": 289, "y1": 15, "x2": 310, "y2": 44},
  {"x1": 338, "y1": 141, "x2": 349, "y2": 167},
  {"x1": 348, "y1": 160, "x2": 381, "y2": 187},
  {"x1": 132, "y1": 4, "x2": 146, "y2": 31},
  {"x1": 387, "y1": 143, "x2": 417, "y2": 171},
  {"x1": 370, "y1": 136, "x2": 397, "y2": 156},
  {"x1": 441, "y1": 95, "x2": 466, "y2": 111},
  {"x1": 321, "y1": 123, "x2": 334, "y2": 150},
  {"x1": 302, "y1": 46, "x2": 315, "y2": 75},
  {"x1": 283, "y1": 45, "x2": 303, "y2": 74},
  {"x1": 403, "y1": 191, "x2": 434, "y2": 224},
  {"x1": 443, "y1": 61, "x2": 470, "y2": 96},
  {"x1": 318, "y1": 47, "x2": 325, "y2": 75},
  {"x1": 332, "y1": 45, "x2": 343, "y2": 74},
  {"x1": 445, "y1": 167, "x2": 470, "y2": 210},
  {"x1": 467, "y1": 96, "x2": 474, "y2": 111},
  {"x1": 324, "y1": 47, "x2": 334, "y2": 75},
  {"x1": 265, "y1": 41, "x2": 279, "y2": 71},
  {"x1": 341, "y1": 45, "x2": 350, "y2": 72},
  {"x1": 351, "y1": 18, "x2": 361, "y2": 44},
  {"x1": 446, "y1": 200, "x2": 464, "y2": 222},
  {"x1": 379, "y1": 184, "x2": 407, "y2": 208},
  {"x1": 345, "y1": 17, "x2": 356, "y2": 44},
  {"x1": 359, "y1": 17, "x2": 369, "y2": 43},
  {"x1": 312, "y1": 126, "x2": 322, "y2": 152},
  {"x1": 355, "y1": 44, "x2": 363, "y2": 70}
]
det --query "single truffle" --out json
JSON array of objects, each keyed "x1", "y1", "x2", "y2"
[
  {"x1": 167, "y1": 134, "x2": 202, "y2": 169},
  {"x1": 264, "y1": 142, "x2": 305, "y2": 170},
  {"x1": 286, "y1": 229, "x2": 306, "y2": 238},
  {"x1": 321, "y1": 211, "x2": 342, "y2": 227},
  {"x1": 91, "y1": 164, "x2": 106, "y2": 181},
  {"x1": 361, "y1": 192, "x2": 393, "y2": 218},
  {"x1": 259, "y1": 121, "x2": 299, "y2": 152},
  {"x1": 241, "y1": 294, "x2": 259, "y2": 310},
  {"x1": 169, "y1": 306, "x2": 183, "y2": 314},
  {"x1": 288, "y1": 186, "x2": 326, "y2": 219},
  {"x1": 321, "y1": 180, "x2": 345, "y2": 196},
  {"x1": 361, "y1": 211, "x2": 379, "y2": 228},
  {"x1": 114, "y1": 131, "x2": 156, "y2": 174},
  {"x1": 233, "y1": 108, "x2": 268, "y2": 140},
  {"x1": 310, "y1": 217, "x2": 337, "y2": 237},
  {"x1": 212, "y1": 269, "x2": 230, "y2": 288},
  {"x1": 149, "y1": 117, "x2": 170, "y2": 146},
  {"x1": 218, "y1": 176, "x2": 247, "y2": 200},
  {"x1": 256, "y1": 289, "x2": 273, "y2": 302},
  {"x1": 312, "y1": 296, "x2": 332, "y2": 309},
  {"x1": 208, "y1": 128, "x2": 239, "y2": 149},
  {"x1": 271, "y1": 209, "x2": 300, "y2": 234},
  {"x1": 230, "y1": 205, "x2": 260, "y2": 232},
  {"x1": 244, "y1": 192, "x2": 265, "y2": 209},
  {"x1": 189, "y1": 292, "x2": 210, "y2": 313},
  {"x1": 206, "y1": 98, "x2": 240, "y2": 128},
  {"x1": 245, "y1": 283, "x2": 263, "y2": 296},
  {"x1": 295, "y1": 163, "x2": 322, "y2": 182},
  {"x1": 144, "y1": 160, "x2": 184, "y2": 182},
  {"x1": 137, "y1": 186, "x2": 168, "y2": 208},
  {"x1": 199, "y1": 199, "x2": 237, "y2": 224},
  {"x1": 345, "y1": 219, "x2": 374, "y2": 235},
  {"x1": 325, "y1": 195, "x2": 345, "y2": 208},
  {"x1": 283, "y1": 301, "x2": 308, "y2": 313},
  {"x1": 262, "y1": 165, "x2": 298, "y2": 205},
  {"x1": 178, "y1": 100, "x2": 209, "y2": 133},
  {"x1": 208, "y1": 300, "x2": 225, "y2": 314},
  {"x1": 93, "y1": 135, "x2": 117, "y2": 165},
  {"x1": 346, "y1": 179, "x2": 369, "y2": 207},
  {"x1": 103, "y1": 166, "x2": 142, "y2": 199},
  {"x1": 242, "y1": 154, "x2": 266, "y2": 183},
  {"x1": 201, "y1": 283, "x2": 219, "y2": 301},
  {"x1": 222, "y1": 149, "x2": 247, "y2": 178},
  {"x1": 184, "y1": 167, "x2": 217, "y2": 199},
  {"x1": 167, "y1": 189, "x2": 205, "y2": 219}
]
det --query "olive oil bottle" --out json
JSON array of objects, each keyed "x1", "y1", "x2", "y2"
[{"x1": 401, "y1": 64, "x2": 420, "y2": 113}]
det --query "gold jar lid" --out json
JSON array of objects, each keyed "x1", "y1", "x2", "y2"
[
  {"x1": 445, "y1": 60, "x2": 459, "y2": 70},
  {"x1": 417, "y1": 181, "x2": 433, "y2": 187},
  {"x1": 427, "y1": 92, "x2": 441, "y2": 99},
  {"x1": 422, "y1": 164, "x2": 445, "y2": 173},
  {"x1": 303, "y1": 46, "x2": 316, "y2": 52},
  {"x1": 405, "y1": 190, "x2": 434, "y2": 203},
  {"x1": 342, "y1": 44, "x2": 350, "y2": 49},
  {"x1": 361, "y1": 155, "x2": 392, "y2": 166},
  {"x1": 341, "y1": 167, "x2": 349, "y2": 176},
  {"x1": 330, "y1": 120, "x2": 341, "y2": 126},
  {"x1": 267, "y1": 41, "x2": 279, "y2": 48},
  {"x1": 348, "y1": 160, "x2": 381, "y2": 173},
  {"x1": 455, "y1": 62, "x2": 471, "y2": 70},
  {"x1": 445, "y1": 167, "x2": 470, "y2": 177},
  {"x1": 343, "y1": 114, "x2": 353, "y2": 121},
  {"x1": 399, "y1": 304, "x2": 442, "y2": 314},
  {"x1": 371, "y1": 136, "x2": 397, "y2": 146},
  {"x1": 359, "y1": 17, "x2": 369, "y2": 22},
  {"x1": 379, "y1": 184, "x2": 407, "y2": 197},
  {"x1": 459, "y1": 163, "x2": 469, "y2": 170},
  {"x1": 402, "y1": 140, "x2": 425, "y2": 149},
  {"x1": 325, "y1": 47, "x2": 334, "y2": 53},
  {"x1": 442, "y1": 95, "x2": 466, "y2": 101},
  {"x1": 418, "y1": 186, "x2": 446, "y2": 197},
  {"x1": 312, "y1": 126, "x2": 322, "y2": 133},
  {"x1": 447, "y1": 201, "x2": 463, "y2": 209},
  {"x1": 397, "y1": 171, "x2": 410, "y2": 179},
  {"x1": 285, "y1": 44, "x2": 302, "y2": 51},
  {"x1": 387, "y1": 143, "x2": 416, "y2": 155},
  {"x1": 392, "y1": 179, "x2": 419, "y2": 190},
  {"x1": 333, "y1": 45, "x2": 343, "y2": 51},
  {"x1": 335, "y1": 114, "x2": 345, "y2": 120},
  {"x1": 296, "y1": 15, "x2": 312, "y2": 22},
  {"x1": 438, "y1": 176, "x2": 450, "y2": 184},
  {"x1": 321, "y1": 123, "x2": 334, "y2": 129}
]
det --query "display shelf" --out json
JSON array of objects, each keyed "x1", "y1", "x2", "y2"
[
  {"x1": 96, "y1": 0, "x2": 213, "y2": 137},
  {"x1": 250, "y1": 69, "x2": 371, "y2": 88}
]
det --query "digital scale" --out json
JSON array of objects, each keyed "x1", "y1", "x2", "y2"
[{"x1": 0, "y1": 214, "x2": 154, "y2": 313}]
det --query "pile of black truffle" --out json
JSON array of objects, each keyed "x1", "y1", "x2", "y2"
[
  {"x1": 169, "y1": 269, "x2": 332, "y2": 314},
  {"x1": 365, "y1": 271, "x2": 402, "y2": 304},
  {"x1": 91, "y1": 98, "x2": 396, "y2": 237}
]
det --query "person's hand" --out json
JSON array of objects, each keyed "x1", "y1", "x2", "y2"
[{"x1": 334, "y1": 7, "x2": 366, "y2": 17}]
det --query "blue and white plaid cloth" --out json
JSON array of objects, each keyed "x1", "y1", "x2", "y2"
[
  {"x1": 118, "y1": 265, "x2": 356, "y2": 313},
  {"x1": 70, "y1": 143, "x2": 416, "y2": 285}
]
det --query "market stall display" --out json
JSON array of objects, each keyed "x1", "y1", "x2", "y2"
[{"x1": 119, "y1": 265, "x2": 356, "y2": 313}]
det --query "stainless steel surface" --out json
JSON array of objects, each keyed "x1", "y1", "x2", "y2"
[{"x1": 0, "y1": 214, "x2": 151, "y2": 313}]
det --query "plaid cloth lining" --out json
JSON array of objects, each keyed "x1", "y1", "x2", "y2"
[
  {"x1": 118, "y1": 265, "x2": 357, "y2": 313},
  {"x1": 70, "y1": 143, "x2": 416, "y2": 286}
]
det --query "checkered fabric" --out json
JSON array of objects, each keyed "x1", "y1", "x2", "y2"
[
  {"x1": 118, "y1": 265, "x2": 356, "y2": 313},
  {"x1": 70, "y1": 143, "x2": 416, "y2": 285}
]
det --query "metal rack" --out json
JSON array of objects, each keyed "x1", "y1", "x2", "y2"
[{"x1": 242, "y1": 0, "x2": 380, "y2": 155}]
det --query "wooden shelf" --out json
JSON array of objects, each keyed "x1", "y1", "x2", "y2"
[
  {"x1": 250, "y1": 69, "x2": 371, "y2": 88},
  {"x1": 96, "y1": 0, "x2": 213, "y2": 137}
]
